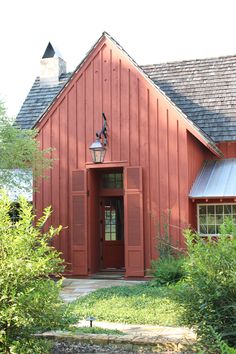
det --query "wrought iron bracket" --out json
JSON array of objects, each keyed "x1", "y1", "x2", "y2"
[{"x1": 96, "y1": 112, "x2": 107, "y2": 146}]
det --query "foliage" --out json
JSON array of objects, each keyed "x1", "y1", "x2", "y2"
[
  {"x1": 8, "y1": 338, "x2": 52, "y2": 354},
  {"x1": 0, "y1": 100, "x2": 53, "y2": 190},
  {"x1": 179, "y1": 218, "x2": 236, "y2": 347},
  {"x1": 150, "y1": 256, "x2": 186, "y2": 286},
  {"x1": 70, "y1": 283, "x2": 184, "y2": 326},
  {"x1": 71, "y1": 327, "x2": 126, "y2": 335},
  {"x1": 191, "y1": 326, "x2": 236, "y2": 354},
  {"x1": 151, "y1": 210, "x2": 186, "y2": 286},
  {"x1": 156, "y1": 209, "x2": 174, "y2": 259},
  {"x1": 0, "y1": 193, "x2": 77, "y2": 353}
]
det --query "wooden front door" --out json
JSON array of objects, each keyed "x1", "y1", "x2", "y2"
[{"x1": 100, "y1": 197, "x2": 124, "y2": 269}]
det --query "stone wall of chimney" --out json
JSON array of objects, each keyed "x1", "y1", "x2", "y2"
[{"x1": 40, "y1": 57, "x2": 66, "y2": 86}]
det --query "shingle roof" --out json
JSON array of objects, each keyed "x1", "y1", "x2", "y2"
[
  {"x1": 15, "y1": 73, "x2": 71, "y2": 129},
  {"x1": 15, "y1": 37, "x2": 236, "y2": 143},
  {"x1": 141, "y1": 55, "x2": 236, "y2": 142}
]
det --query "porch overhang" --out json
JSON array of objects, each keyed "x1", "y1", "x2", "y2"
[{"x1": 189, "y1": 159, "x2": 236, "y2": 199}]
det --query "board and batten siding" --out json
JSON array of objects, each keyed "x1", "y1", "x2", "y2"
[
  {"x1": 35, "y1": 36, "x2": 214, "y2": 273},
  {"x1": 217, "y1": 141, "x2": 236, "y2": 158}
]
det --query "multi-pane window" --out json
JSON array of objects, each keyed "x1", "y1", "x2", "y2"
[
  {"x1": 198, "y1": 204, "x2": 236, "y2": 235},
  {"x1": 101, "y1": 173, "x2": 123, "y2": 189},
  {"x1": 105, "y1": 206, "x2": 117, "y2": 241},
  {"x1": 104, "y1": 199, "x2": 123, "y2": 241}
]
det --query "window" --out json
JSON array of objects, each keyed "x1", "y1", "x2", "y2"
[
  {"x1": 104, "y1": 199, "x2": 124, "y2": 241},
  {"x1": 105, "y1": 206, "x2": 117, "y2": 240},
  {"x1": 198, "y1": 204, "x2": 236, "y2": 235},
  {"x1": 101, "y1": 172, "x2": 123, "y2": 189}
]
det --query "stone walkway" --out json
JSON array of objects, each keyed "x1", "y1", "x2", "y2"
[
  {"x1": 61, "y1": 278, "x2": 143, "y2": 302},
  {"x1": 60, "y1": 278, "x2": 195, "y2": 342},
  {"x1": 76, "y1": 320, "x2": 195, "y2": 341}
]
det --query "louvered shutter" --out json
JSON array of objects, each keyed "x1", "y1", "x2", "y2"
[
  {"x1": 124, "y1": 166, "x2": 144, "y2": 276},
  {"x1": 71, "y1": 170, "x2": 88, "y2": 275}
]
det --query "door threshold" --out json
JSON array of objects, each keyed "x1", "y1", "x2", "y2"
[
  {"x1": 91, "y1": 270, "x2": 125, "y2": 280},
  {"x1": 100, "y1": 268, "x2": 125, "y2": 273}
]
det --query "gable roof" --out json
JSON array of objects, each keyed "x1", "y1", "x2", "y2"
[
  {"x1": 142, "y1": 55, "x2": 236, "y2": 142},
  {"x1": 15, "y1": 73, "x2": 71, "y2": 129},
  {"x1": 15, "y1": 33, "x2": 231, "y2": 151}
]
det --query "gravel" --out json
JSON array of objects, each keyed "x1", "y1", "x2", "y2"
[{"x1": 52, "y1": 340, "x2": 195, "y2": 354}]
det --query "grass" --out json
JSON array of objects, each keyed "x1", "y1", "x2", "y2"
[
  {"x1": 70, "y1": 326, "x2": 126, "y2": 335},
  {"x1": 69, "y1": 283, "x2": 185, "y2": 327}
]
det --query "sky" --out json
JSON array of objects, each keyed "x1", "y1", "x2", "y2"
[{"x1": 1, "y1": 0, "x2": 236, "y2": 118}]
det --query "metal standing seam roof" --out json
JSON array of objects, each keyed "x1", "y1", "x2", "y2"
[{"x1": 189, "y1": 159, "x2": 236, "y2": 198}]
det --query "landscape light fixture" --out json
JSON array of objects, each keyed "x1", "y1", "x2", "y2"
[
  {"x1": 86, "y1": 316, "x2": 96, "y2": 327},
  {"x1": 89, "y1": 113, "x2": 107, "y2": 163}
]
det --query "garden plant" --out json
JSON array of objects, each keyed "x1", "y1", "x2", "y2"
[
  {"x1": 0, "y1": 194, "x2": 77, "y2": 353},
  {"x1": 179, "y1": 218, "x2": 236, "y2": 352}
]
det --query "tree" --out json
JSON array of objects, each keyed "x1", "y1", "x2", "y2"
[{"x1": 0, "y1": 100, "x2": 52, "y2": 191}]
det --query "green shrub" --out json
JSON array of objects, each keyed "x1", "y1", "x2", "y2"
[
  {"x1": 0, "y1": 193, "x2": 77, "y2": 353},
  {"x1": 9, "y1": 338, "x2": 53, "y2": 354},
  {"x1": 150, "y1": 256, "x2": 186, "y2": 285},
  {"x1": 151, "y1": 210, "x2": 186, "y2": 286},
  {"x1": 193, "y1": 326, "x2": 236, "y2": 354},
  {"x1": 179, "y1": 218, "x2": 236, "y2": 347}
]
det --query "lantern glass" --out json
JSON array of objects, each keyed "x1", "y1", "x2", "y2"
[{"x1": 89, "y1": 139, "x2": 106, "y2": 163}]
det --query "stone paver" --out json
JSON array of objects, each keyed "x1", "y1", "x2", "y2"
[
  {"x1": 60, "y1": 278, "x2": 195, "y2": 343},
  {"x1": 76, "y1": 320, "x2": 195, "y2": 341},
  {"x1": 61, "y1": 278, "x2": 144, "y2": 302}
]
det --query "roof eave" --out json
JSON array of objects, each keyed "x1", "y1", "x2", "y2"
[{"x1": 33, "y1": 32, "x2": 223, "y2": 158}]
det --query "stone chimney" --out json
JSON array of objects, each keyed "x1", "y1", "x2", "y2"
[{"x1": 40, "y1": 42, "x2": 66, "y2": 86}]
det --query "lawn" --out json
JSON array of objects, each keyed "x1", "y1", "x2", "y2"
[
  {"x1": 70, "y1": 326, "x2": 126, "y2": 335},
  {"x1": 70, "y1": 283, "x2": 185, "y2": 327}
]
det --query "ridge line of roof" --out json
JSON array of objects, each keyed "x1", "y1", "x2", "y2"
[
  {"x1": 34, "y1": 31, "x2": 222, "y2": 157},
  {"x1": 141, "y1": 53, "x2": 236, "y2": 67},
  {"x1": 102, "y1": 33, "x2": 221, "y2": 156},
  {"x1": 34, "y1": 33, "x2": 107, "y2": 128}
]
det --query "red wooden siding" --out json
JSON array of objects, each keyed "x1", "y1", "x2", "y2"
[
  {"x1": 217, "y1": 141, "x2": 236, "y2": 158},
  {"x1": 35, "y1": 35, "x2": 217, "y2": 275},
  {"x1": 187, "y1": 132, "x2": 215, "y2": 232}
]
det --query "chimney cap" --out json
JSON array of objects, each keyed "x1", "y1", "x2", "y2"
[{"x1": 42, "y1": 42, "x2": 63, "y2": 59}]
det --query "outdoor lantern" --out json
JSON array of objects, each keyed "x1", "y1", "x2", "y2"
[
  {"x1": 89, "y1": 112, "x2": 107, "y2": 164},
  {"x1": 89, "y1": 137, "x2": 106, "y2": 163}
]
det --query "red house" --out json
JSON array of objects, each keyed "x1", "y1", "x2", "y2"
[{"x1": 16, "y1": 33, "x2": 236, "y2": 277}]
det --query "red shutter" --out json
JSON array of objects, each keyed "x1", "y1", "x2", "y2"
[
  {"x1": 71, "y1": 170, "x2": 88, "y2": 275},
  {"x1": 124, "y1": 166, "x2": 144, "y2": 277}
]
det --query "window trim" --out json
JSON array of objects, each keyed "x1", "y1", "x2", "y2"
[{"x1": 197, "y1": 203, "x2": 236, "y2": 236}]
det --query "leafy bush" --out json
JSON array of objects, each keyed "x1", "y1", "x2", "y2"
[
  {"x1": 0, "y1": 193, "x2": 77, "y2": 353},
  {"x1": 9, "y1": 338, "x2": 53, "y2": 354},
  {"x1": 151, "y1": 210, "x2": 186, "y2": 286},
  {"x1": 150, "y1": 256, "x2": 186, "y2": 285},
  {"x1": 179, "y1": 218, "x2": 236, "y2": 347},
  {"x1": 192, "y1": 326, "x2": 236, "y2": 354}
]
